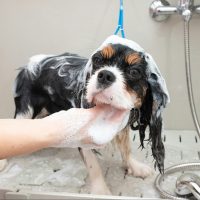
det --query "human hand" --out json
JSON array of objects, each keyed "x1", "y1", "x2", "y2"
[{"x1": 45, "y1": 105, "x2": 130, "y2": 149}]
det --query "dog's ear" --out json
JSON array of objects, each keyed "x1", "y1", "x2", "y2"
[
  {"x1": 147, "y1": 55, "x2": 169, "y2": 173},
  {"x1": 137, "y1": 81, "x2": 167, "y2": 174},
  {"x1": 146, "y1": 78, "x2": 167, "y2": 174},
  {"x1": 130, "y1": 54, "x2": 169, "y2": 174}
]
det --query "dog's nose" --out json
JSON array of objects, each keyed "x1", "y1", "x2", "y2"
[{"x1": 97, "y1": 70, "x2": 116, "y2": 86}]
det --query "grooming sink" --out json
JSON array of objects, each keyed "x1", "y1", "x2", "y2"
[{"x1": 0, "y1": 130, "x2": 199, "y2": 199}]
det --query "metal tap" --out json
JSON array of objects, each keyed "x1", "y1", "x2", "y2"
[{"x1": 149, "y1": 0, "x2": 200, "y2": 21}]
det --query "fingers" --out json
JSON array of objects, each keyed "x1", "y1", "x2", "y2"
[{"x1": 47, "y1": 107, "x2": 130, "y2": 149}]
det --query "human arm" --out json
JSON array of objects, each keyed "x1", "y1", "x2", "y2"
[
  {"x1": 0, "y1": 106, "x2": 129, "y2": 159},
  {"x1": 0, "y1": 118, "x2": 59, "y2": 159}
]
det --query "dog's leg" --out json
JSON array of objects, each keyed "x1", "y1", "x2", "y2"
[
  {"x1": 116, "y1": 126, "x2": 153, "y2": 179},
  {"x1": 79, "y1": 148, "x2": 111, "y2": 195}
]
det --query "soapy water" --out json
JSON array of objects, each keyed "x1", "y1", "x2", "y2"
[{"x1": 48, "y1": 104, "x2": 130, "y2": 149}]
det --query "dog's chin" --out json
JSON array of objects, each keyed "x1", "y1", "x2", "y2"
[
  {"x1": 89, "y1": 94, "x2": 130, "y2": 131},
  {"x1": 91, "y1": 92, "x2": 131, "y2": 112}
]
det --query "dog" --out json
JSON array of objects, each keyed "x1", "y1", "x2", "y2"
[{"x1": 1, "y1": 35, "x2": 170, "y2": 194}]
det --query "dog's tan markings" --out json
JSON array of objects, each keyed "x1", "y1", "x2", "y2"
[
  {"x1": 101, "y1": 45, "x2": 115, "y2": 59},
  {"x1": 134, "y1": 98, "x2": 142, "y2": 108},
  {"x1": 125, "y1": 85, "x2": 143, "y2": 108},
  {"x1": 130, "y1": 91, "x2": 142, "y2": 108},
  {"x1": 126, "y1": 53, "x2": 141, "y2": 65},
  {"x1": 116, "y1": 127, "x2": 153, "y2": 178},
  {"x1": 115, "y1": 127, "x2": 131, "y2": 164}
]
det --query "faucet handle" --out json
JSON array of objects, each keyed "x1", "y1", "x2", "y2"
[{"x1": 150, "y1": 0, "x2": 178, "y2": 21}]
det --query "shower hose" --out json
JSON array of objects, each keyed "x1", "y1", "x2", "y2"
[{"x1": 154, "y1": 14, "x2": 200, "y2": 199}]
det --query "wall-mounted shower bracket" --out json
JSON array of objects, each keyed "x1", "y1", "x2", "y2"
[{"x1": 150, "y1": 0, "x2": 200, "y2": 21}]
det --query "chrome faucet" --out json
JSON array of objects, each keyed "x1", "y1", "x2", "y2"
[{"x1": 149, "y1": 0, "x2": 200, "y2": 21}]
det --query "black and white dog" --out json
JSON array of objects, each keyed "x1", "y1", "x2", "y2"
[{"x1": 6, "y1": 35, "x2": 170, "y2": 194}]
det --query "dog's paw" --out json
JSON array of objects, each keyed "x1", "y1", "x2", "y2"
[
  {"x1": 126, "y1": 157, "x2": 153, "y2": 179},
  {"x1": 91, "y1": 180, "x2": 112, "y2": 195},
  {"x1": 0, "y1": 159, "x2": 8, "y2": 172}
]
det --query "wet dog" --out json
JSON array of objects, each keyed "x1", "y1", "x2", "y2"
[{"x1": 9, "y1": 35, "x2": 169, "y2": 194}]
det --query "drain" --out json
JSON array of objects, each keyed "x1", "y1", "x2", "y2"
[{"x1": 179, "y1": 135, "x2": 182, "y2": 143}]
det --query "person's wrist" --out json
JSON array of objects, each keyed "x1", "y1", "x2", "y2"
[
  {"x1": 32, "y1": 118, "x2": 57, "y2": 148},
  {"x1": 41, "y1": 115, "x2": 65, "y2": 147}
]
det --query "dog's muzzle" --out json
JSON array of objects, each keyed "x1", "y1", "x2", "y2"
[{"x1": 97, "y1": 70, "x2": 116, "y2": 88}]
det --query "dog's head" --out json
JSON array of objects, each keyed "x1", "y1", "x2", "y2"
[{"x1": 85, "y1": 35, "x2": 170, "y2": 173}]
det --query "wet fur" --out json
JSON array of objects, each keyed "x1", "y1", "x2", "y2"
[{"x1": 14, "y1": 44, "x2": 167, "y2": 176}]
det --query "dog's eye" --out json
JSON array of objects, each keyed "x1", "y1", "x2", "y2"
[
  {"x1": 93, "y1": 57, "x2": 101, "y2": 65},
  {"x1": 92, "y1": 53, "x2": 104, "y2": 65},
  {"x1": 93, "y1": 63, "x2": 101, "y2": 71},
  {"x1": 92, "y1": 55, "x2": 103, "y2": 71},
  {"x1": 130, "y1": 69, "x2": 140, "y2": 78}
]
